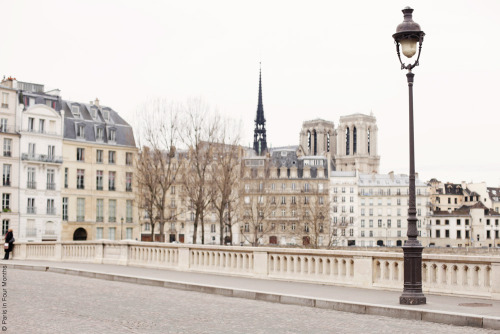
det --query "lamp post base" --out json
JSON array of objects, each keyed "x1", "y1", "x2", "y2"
[
  {"x1": 400, "y1": 241, "x2": 426, "y2": 305},
  {"x1": 400, "y1": 293, "x2": 426, "y2": 305}
]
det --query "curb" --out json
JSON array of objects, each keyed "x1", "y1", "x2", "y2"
[{"x1": 7, "y1": 263, "x2": 500, "y2": 330}]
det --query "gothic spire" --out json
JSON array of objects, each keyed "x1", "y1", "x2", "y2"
[{"x1": 253, "y1": 63, "x2": 267, "y2": 155}]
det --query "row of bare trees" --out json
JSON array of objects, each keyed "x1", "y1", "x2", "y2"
[{"x1": 135, "y1": 99, "x2": 241, "y2": 244}]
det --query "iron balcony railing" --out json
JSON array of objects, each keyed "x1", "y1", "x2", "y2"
[
  {"x1": 46, "y1": 182, "x2": 56, "y2": 190},
  {"x1": 46, "y1": 207, "x2": 56, "y2": 215},
  {"x1": 21, "y1": 153, "x2": 62, "y2": 164},
  {"x1": 27, "y1": 181, "x2": 36, "y2": 189},
  {"x1": 27, "y1": 207, "x2": 36, "y2": 214}
]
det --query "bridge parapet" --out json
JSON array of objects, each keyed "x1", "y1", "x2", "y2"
[{"x1": 13, "y1": 241, "x2": 500, "y2": 299}]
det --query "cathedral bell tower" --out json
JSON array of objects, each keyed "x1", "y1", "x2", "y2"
[{"x1": 253, "y1": 65, "x2": 267, "y2": 156}]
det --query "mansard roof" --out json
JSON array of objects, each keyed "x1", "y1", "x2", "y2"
[
  {"x1": 443, "y1": 183, "x2": 463, "y2": 195},
  {"x1": 61, "y1": 100, "x2": 136, "y2": 147},
  {"x1": 487, "y1": 187, "x2": 500, "y2": 202}
]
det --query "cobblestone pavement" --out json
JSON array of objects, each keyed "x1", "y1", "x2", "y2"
[{"x1": 7, "y1": 269, "x2": 499, "y2": 334}]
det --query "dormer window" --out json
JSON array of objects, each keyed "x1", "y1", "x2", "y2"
[
  {"x1": 109, "y1": 129, "x2": 116, "y2": 142},
  {"x1": 90, "y1": 108, "x2": 97, "y2": 120},
  {"x1": 103, "y1": 110, "x2": 110, "y2": 122},
  {"x1": 77, "y1": 124, "x2": 85, "y2": 139},
  {"x1": 96, "y1": 127, "x2": 104, "y2": 141},
  {"x1": 72, "y1": 106, "x2": 80, "y2": 118}
]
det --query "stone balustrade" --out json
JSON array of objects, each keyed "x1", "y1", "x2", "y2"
[{"x1": 12, "y1": 241, "x2": 500, "y2": 299}]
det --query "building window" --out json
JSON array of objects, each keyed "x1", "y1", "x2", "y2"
[
  {"x1": 1, "y1": 93, "x2": 8, "y2": 109},
  {"x1": 96, "y1": 127, "x2": 104, "y2": 141},
  {"x1": 109, "y1": 227, "x2": 116, "y2": 240},
  {"x1": 77, "y1": 169, "x2": 85, "y2": 189},
  {"x1": 77, "y1": 148, "x2": 85, "y2": 162},
  {"x1": 77, "y1": 124, "x2": 85, "y2": 138},
  {"x1": 2, "y1": 164, "x2": 11, "y2": 186},
  {"x1": 96, "y1": 150, "x2": 103, "y2": 163},
  {"x1": 27, "y1": 142, "x2": 37, "y2": 158},
  {"x1": 3, "y1": 139, "x2": 11, "y2": 157},
  {"x1": 109, "y1": 199, "x2": 116, "y2": 222},
  {"x1": 64, "y1": 168, "x2": 68, "y2": 188},
  {"x1": 1, "y1": 219, "x2": 9, "y2": 235},
  {"x1": 1, "y1": 194, "x2": 9, "y2": 211},
  {"x1": 108, "y1": 171, "x2": 116, "y2": 191},
  {"x1": 108, "y1": 151, "x2": 116, "y2": 164},
  {"x1": 27, "y1": 167, "x2": 36, "y2": 189},
  {"x1": 46, "y1": 199, "x2": 55, "y2": 215},
  {"x1": 126, "y1": 228, "x2": 132, "y2": 239},
  {"x1": 72, "y1": 105, "x2": 80, "y2": 117},
  {"x1": 39, "y1": 119, "x2": 45, "y2": 133},
  {"x1": 126, "y1": 173, "x2": 132, "y2": 192},
  {"x1": 96, "y1": 170, "x2": 103, "y2": 190},
  {"x1": 96, "y1": 199, "x2": 104, "y2": 222},
  {"x1": 126, "y1": 152, "x2": 133, "y2": 166},
  {"x1": 96, "y1": 227, "x2": 103, "y2": 240},
  {"x1": 244, "y1": 223, "x2": 249, "y2": 232},
  {"x1": 109, "y1": 129, "x2": 116, "y2": 142},
  {"x1": 126, "y1": 200, "x2": 133, "y2": 223},
  {"x1": 28, "y1": 117, "x2": 35, "y2": 131},
  {"x1": 77, "y1": 198, "x2": 85, "y2": 221},
  {"x1": 62, "y1": 197, "x2": 68, "y2": 221}
]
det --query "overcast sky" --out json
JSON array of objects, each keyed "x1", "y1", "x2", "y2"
[{"x1": 2, "y1": 0, "x2": 499, "y2": 186}]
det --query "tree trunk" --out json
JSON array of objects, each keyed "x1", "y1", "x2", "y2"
[
  {"x1": 201, "y1": 212, "x2": 205, "y2": 244},
  {"x1": 192, "y1": 210, "x2": 200, "y2": 244}
]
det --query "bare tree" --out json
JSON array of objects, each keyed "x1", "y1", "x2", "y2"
[
  {"x1": 211, "y1": 119, "x2": 242, "y2": 245},
  {"x1": 238, "y1": 164, "x2": 276, "y2": 246},
  {"x1": 296, "y1": 189, "x2": 332, "y2": 248},
  {"x1": 179, "y1": 99, "x2": 220, "y2": 244},
  {"x1": 136, "y1": 99, "x2": 180, "y2": 241},
  {"x1": 136, "y1": 146, "x2": 159, "y2": 241}
]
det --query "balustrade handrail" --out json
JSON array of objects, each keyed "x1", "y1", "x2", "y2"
[{"x1": 11, "y1": 241, "x2": 500, "y2": 300}]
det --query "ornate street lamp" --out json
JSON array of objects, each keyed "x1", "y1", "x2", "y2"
[{"x1": 393, "y1": 6, "x2": 426, "y2": 305}]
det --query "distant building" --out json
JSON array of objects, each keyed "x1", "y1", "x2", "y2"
[
  {"x1": 60, "y1": 98, "x2": 139, "y2": 241},
  {"x1": 0, "y1": 80, "x2": 20, "y2": 239},
  {"x1": 427, "y1": 202, "x2": 500, "y2": 247}
]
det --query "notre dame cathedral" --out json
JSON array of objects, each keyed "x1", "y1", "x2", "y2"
[{"x1": 252, "y1": 67, "x2": 380, "y2": 174}]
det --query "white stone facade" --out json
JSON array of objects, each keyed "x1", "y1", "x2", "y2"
[{"x1": 18, "y1": 103, "x2": 63, "y2": 241}]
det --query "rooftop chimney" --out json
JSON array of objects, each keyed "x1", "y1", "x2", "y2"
[{"x1": 94, "y1": 98, "x2": 100, "y2": 107}]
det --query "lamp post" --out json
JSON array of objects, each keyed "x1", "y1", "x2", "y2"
[
  {"x1": 392, "y1": 6, "x2": 426, "y2": 305},
  {"x1": 121, "y1": 217, "x2": 124, "y2": 240}
]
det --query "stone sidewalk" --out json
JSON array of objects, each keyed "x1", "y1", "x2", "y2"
[{"x1": 6, "y1": 260, "x2": 500, "y2": 330}]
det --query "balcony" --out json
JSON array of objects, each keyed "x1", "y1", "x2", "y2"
[
  {"x1": 1, "y1": 103, "x2": 8, "y2": 109},
  {"x1": 3, "y1": 151, "x2": 11, "y2": 157},
  {"x1": 96, "y1": 216, "x2": 104, "y2": 223},
  {"x1": 27, "y1": 181, "x2": 37, "y2": 189},
  {"x1": 126, "y1": 217, "x2": 133, "y2": 223},
  {"x1": 96, "y1": 185, "x2": 103, "y2": 191},
  {"x1": 109, "y1": 186, "x2": 116, "y2": 191},
  {"x1": 42, "y1": 230, "x2": 57, "y2": 241},
  {"x1": 46, "y1": 182, "x2": 56, "y2": 190},
  {"x1": 77, "y1": 216, "x2": 85, "y2": 222},
  {"x1": 21, "y1": 153, "x2": 62, "y2": 164},
  {"x1": 0, "y1": 125, "x2": 13, "y2": 133},
  {"x1": 126, "y1": 185, "x2": 133, "y2": 192},
  {"x1": 46, "y1": 207, "x2": 56, "y2": 215},
  {"x1": 77, "y1": 183, "x2": 85, "y2": 190},
  {"x1": 3, "y1": 180, "x2": 10, "y2": 187},
  {"x1": 27, "y1": 207, "x2": 36, "y2": 214},
  {"x1": 109, "y1": 217, "x2": 116, "y2": 223}
]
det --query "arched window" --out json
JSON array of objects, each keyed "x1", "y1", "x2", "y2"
[
  {"x1": 353, "y1": 127, "x2": 357, "y2": 154},
  {"x1": 367, "y1": 128, "x2": 371, "y2": 155},
  {"x1": 313, "y1": 130, "x2": 317, "y2": 155},
  {"x1": 345, "y1": 127, "x2": 350, "y2": 155}
]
